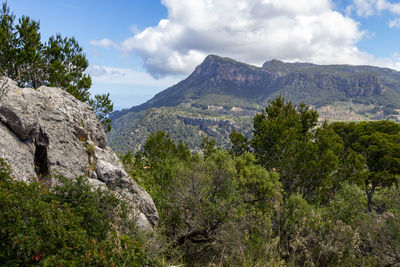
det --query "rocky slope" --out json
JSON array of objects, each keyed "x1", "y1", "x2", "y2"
[
  {"x1": 0, "y1": 78, "x2": 158, "y2": 229},
  {"x1": 109, "y1": 55, "x2": 400, "y2": 153}
]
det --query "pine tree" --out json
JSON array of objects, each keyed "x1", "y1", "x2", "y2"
[{"x1": 0, "y1": 2, "x2": 113, "y2": 131}]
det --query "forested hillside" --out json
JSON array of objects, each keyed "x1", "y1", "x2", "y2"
[
  {"x1": 109, "y1": 55, "x2": 400, "y2": 153},
  {"x1": 118, "y1": 97, "x2": 400, "y2": 266}
]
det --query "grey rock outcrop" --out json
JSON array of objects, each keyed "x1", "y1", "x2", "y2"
[{"x1": 0, "y1": 78, "x2": 158, "y2": 229}]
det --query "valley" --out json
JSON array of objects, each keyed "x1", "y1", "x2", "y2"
[{"x1": 109, "y1": 55, "x2": 400, "y2": 152}]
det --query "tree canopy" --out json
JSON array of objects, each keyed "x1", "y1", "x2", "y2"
[
  {"x1": 251, "y1": 96, "x2": 348, "y2": 203},
  {"x1": 331, "y1": 120, "x2": 400, "y2": 210},
  {"x1": 0, "y1": 2, "x2": 113, "y2": 131}
]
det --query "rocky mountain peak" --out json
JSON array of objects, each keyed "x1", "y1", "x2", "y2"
[
  {"x1": 262, "y1": 59, "x2": 284, "y2": 67},
  {"x1": 262, "y1": 59, "x2": 297, "y2": 76},
  {"x1": 188, "y1": 55, "x2": 269, "y2": 89},
  {"x1": 193, "y1": 55, "x2": 239, "y2": 76},
  {"x1": 0, "y1": 78, "x2": 158, "y2": 229}
]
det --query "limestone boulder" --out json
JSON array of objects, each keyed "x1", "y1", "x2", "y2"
[{"x1": 0, "y1": 78, "x2": 158, "y2": 229}]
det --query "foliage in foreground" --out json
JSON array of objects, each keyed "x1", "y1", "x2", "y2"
[
  {"x1": 0, "y1": 158, "x2": 156, "y2": 266},
  {"x1": 2, "y1": 96, "x2": 400, "y2": 266},
  {"x1": 122, "y1": 96, "x2": 400, "y2": 266}
]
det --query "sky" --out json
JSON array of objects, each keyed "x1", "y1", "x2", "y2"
[{"x1": 7, "y1": 0, "x2": 400, "y2": 110}]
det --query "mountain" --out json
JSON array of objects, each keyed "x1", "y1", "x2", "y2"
[{"x1": 108, "y1": 55, "x2": 400, "y2": 153}]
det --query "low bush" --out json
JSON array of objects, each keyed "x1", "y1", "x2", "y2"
[{"x1": 0, "y1": 159, "x2": 155, "y2": 266}]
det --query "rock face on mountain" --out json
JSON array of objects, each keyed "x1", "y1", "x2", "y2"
[
  {"x1": 108, "y1": 55, "x2": 400, "y2": 153},
  {"x1": 111, "y1": 55, "x2": 400, "y2": 122},
  {"x1": 0, "y1": 78, "x2": 158, "y2": 229}
]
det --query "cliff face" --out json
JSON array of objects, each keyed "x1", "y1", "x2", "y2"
[
  {"x1": 0, "y1": 78, "x2": 158, "y2": 229},
  {"x1": 190, "y1": 55, "x2": 274, "y2": 88}
]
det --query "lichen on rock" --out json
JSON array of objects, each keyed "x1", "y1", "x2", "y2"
[{"x1": 0, "y1": 77, "x2": 158, "y2": 229}]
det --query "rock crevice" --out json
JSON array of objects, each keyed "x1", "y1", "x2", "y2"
[{"x1": 0, "y1": 78, "x2": 158, "y2": 229}]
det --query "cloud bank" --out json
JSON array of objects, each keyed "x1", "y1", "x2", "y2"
[
  {"x1": 92, "y1": 0, "x2": 400, "y2": 77},
  {"x1": 87, "y1": 65, "x2": 181, "y2": 86}
]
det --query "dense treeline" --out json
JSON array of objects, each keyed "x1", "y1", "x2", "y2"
[
  {"x1": 121, "y1": 96, "x2": 400, "y2": 266},
  {"x1": 1, "y1": 97, "x2": 400, "y2": 265}
]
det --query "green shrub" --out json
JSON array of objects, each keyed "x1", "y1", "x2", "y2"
[{"x1": 0, "y1": 159, "x2": 155, "y2": 266}]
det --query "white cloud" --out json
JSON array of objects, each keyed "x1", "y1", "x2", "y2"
[
  {"x1": 130, "y1": 25, "x2": 140, "y2": 34},
  {"x1": 87, "y1": 65, "x2": 182, "y2": 87},
  {"x1": 89, "y1": 38, "x2": 117, "y2": 49},
  {"x1": 91, "y1": 0, "x2": 400, "y2": 77},
  {"x1": 350, "y1": 0, "x2": 375, "y2": 16},
  {"x1": 350, "y1": 0, "x2": 400, "y2": 16},
  {"x1": 389, "y1": 17, "x2": 400, "y2": 28}
]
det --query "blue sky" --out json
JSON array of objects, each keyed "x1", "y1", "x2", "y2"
[{"x1": 7, "y1": 0, "x2": 400, "y2": 110}]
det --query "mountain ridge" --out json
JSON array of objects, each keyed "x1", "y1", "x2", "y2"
[
  {"x1": 111, "y1": 55, "x2": 400, "y2": 120},
  {"x1": 108, "y1": 55, "x2": 400, "y2": 152}
]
